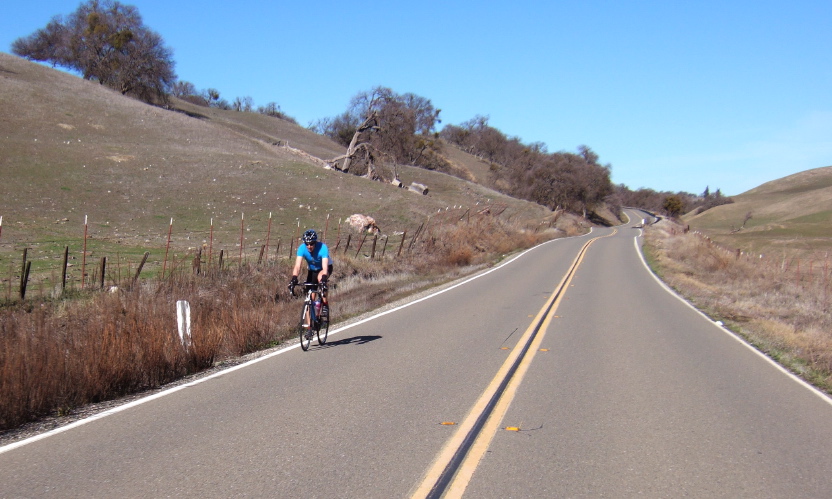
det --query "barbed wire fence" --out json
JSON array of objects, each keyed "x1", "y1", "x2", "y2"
[
  {"x1": 0, "y1": 204, "x2": 519, "y2": 304},
  {"x1": 679, "y1": 227, "x2": 832, "y2": 306}
]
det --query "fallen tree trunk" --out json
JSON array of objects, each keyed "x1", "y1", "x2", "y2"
[{"x1": 328, "y1": 113, "x2": 379, "y2": 173}]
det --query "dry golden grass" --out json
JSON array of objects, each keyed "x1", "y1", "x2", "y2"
[{"x1": 644, "y1": 219, "x2": 832, "y2": 393}]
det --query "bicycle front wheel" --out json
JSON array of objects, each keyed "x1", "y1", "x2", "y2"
[
  {"x1": 317, "y1": 305, "x2": 330, "y2": 346},
  {"x1": 299, "y1": 303, "x2": 313, "y2": 351}
]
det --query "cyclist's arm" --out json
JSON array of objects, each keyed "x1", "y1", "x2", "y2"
[
  {"x1": 291, "y1": 255, "x2": 304, "y2": 279},
  {"x1": 320, "y1": 257, "x2": 329, "y2": 280}
]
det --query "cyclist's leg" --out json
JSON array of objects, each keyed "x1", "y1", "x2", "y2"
[
  {"x1": 318, "y1": 264, "x2": 333, "y2": 305},
  {"x1": 306, "y1": 268, "x2": 318, "y2": 300}
]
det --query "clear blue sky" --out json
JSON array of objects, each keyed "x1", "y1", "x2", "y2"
[{"x1": 3, "y1": 0, "x2": 831, "y2": 196}]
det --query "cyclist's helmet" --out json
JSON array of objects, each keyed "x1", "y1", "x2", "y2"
[{"x1": 302, "y1": 229, "x2": 318, "y2": 245}]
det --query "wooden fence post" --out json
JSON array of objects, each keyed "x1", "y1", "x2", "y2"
[
  {"x1": 370, "y1": 234, "x2": 378, "y2": 259},
  {"x1": 208, "y1": 218, "x2": 214, "y2": 269},
  {"x1": 19, "y1": 248, "x2": 29, "y2": 300},
  {"x1": 380, "y1": 235, "x2": 389, "y2": 259},
  {"x1": 264, "y1": 212, "x2": 272, "y2": 261},
  {"x1": 99, "y1": 256, "x2": 106, "y2": 290},
  {"x1": 397, "y1": 230, "x2": 407, "y2": 258},
  {"x1": 193, "y1": 248, "x2": 202, "y2": 275},
  {"x1": 239, "y1": 212, "x2": 245, "y2": 266},
  {"x1": 61, "y1": 246, "x2": 69, "y2": 291},
  {"x1": 460, "y1": 208, "x2": 470, "y2": 223},
  {"x1": 134, "y1": 252, "x2": 150, "y2": 284},
  {"x1": 162, "y1": 218, "x2": 173, "y2": 279},
  {"x1": 20, "y1": 261, "x2": 31, "y2": 300},
  {"x1": 291, "y1": 221, "x2": 299, "y2": 259},
  {"x1": 355, "y1": 234, "x2": 368, "y2": 257},
  {"x1": 336, "y1": 218, "x2": 342, "y2": 245},
  {"x1": 344, "y1": 234, "x2": 352, "y2": 254},
  {"x1": 408, "y1": 223, "x2": 425, "y2": 252}
]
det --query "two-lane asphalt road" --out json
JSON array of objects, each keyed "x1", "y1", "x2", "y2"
[{"x1": 2, "y1": 211, "x2": 831, "y2": 498}]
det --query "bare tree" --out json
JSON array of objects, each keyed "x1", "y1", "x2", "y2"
[
  {"x1": 326, "y1": 113, "x2": 381, "y2": 176},
  {"x1": 171, "y1": 80, "x2": 197, "y2": 98},
  {"x1": 257, "y1": 102, "x2": 297, "y2": 123},
  {"x1": 316, "y1": 86, "x2": 448, "y2": 180}
]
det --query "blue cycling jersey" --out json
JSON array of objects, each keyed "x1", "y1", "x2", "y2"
[{"x1": 296, "y1": 242, "x2": 330, "y2": 271}]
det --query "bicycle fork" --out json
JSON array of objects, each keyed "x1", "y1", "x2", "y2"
[{"x1": 305, "y1": 300, "x2": 319, "y2": 327}]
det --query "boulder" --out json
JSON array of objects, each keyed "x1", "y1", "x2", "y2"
[{"x1": 347, "y1": 214, "x2": 380, "y2": 234}]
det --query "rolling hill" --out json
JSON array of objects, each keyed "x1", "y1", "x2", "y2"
[
  {"x1": 0, "y1": 52, "x2": 557, "y2": 268},
  {"x1": 685, "y1": 165, "x2": 832, "y2": 257}
]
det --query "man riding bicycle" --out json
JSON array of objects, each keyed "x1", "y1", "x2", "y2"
[{"x1": 289, "y1": 229, "x2": 331, "y2": 309}]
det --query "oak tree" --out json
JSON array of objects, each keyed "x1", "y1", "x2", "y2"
[{"x1": 12, "y1": 0, "x2": 175, "y2": 104}]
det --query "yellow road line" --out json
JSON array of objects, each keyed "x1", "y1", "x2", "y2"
[{"x1": 412, "y1": 230, "x2": 614, "y2": 498}]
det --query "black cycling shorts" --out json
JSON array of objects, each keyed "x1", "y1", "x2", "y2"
[{"x1": 305, "y1": 263, "x2": 334, "y2": 284}]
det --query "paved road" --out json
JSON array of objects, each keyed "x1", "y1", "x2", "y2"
[{"x1": 2, "y1": 211, "x2": 831, "y2": 498}]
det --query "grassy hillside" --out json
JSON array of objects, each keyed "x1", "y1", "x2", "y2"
[
  {"x1": 0, "y1": 52, "x2": 557, "y2": 280},
  {"x1": 684, "y1": 165, "x2": 832, "y2": 258},
  {"x1": 438, "y1": 140, "x2": 493, "y2": 183}
]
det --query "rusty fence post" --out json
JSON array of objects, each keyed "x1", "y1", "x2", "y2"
[
  {"x1": 355, "y1": 234, "x2": 368, "y2": 257},
  {"x1": 380, "y1": 235, "x2": 389, "y2": 259},
  {"x1": 397, "y1": 231, "x2": 407, "y2": 258}
]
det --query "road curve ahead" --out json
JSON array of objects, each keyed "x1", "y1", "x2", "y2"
[{"x1": 1, "y1": 210, "x2": 831, "y2": 498}]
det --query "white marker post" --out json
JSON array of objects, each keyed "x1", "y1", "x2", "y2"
[{"x1": 176, "y1": 300, "x2": 191, "y2": 350}]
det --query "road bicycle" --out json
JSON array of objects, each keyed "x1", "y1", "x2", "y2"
[{"x1": 289, "y1": 282, "x2": 330, "y2": 351}]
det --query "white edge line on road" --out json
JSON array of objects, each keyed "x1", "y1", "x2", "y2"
[
  {"x1": 633, "y1": 234, "x2": 832, "y2": 408},
  {"x1": 1, "y1": 232, "x2": 589, "y2": 455}
]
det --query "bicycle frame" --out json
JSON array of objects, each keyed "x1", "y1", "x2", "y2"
[
  {"x1": 290, "y1": 282, "x2": 329, "y2": 351},
  {"x1": 303, "y1": 283, "x2": 319, "y2": 324}
]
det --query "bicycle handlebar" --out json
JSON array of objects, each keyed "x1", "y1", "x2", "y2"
[{"x1": 288, "y1": 282, "x2": 327, "y2": 297}]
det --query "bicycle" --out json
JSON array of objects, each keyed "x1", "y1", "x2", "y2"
[{"x1": 288, "y1": 282, "x2": 330, "y2": 351}]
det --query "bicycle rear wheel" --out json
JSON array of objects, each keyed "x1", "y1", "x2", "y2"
[
  {"x1": 299, "y1": 303, "x2": 313, "y2": 351},
  {"x1": 317, "y1": 304, "x2": 330, "y2": 345}
]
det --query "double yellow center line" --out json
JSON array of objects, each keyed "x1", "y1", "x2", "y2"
[{"x1": 412, "y1": 231, "x2": 613, "y2": 498}]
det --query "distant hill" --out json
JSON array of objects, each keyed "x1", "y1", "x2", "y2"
[
  {"x1": 0, "y1": 52, "x2": 555, "y2": 260},
  {"x1": 685, "y1": 165, "x2": 832, "y2": 257}
]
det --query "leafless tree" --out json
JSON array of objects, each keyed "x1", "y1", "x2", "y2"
[
  {"x1": 171, "y1": 80, "x2": 197, "y2": 98},
  {"x1": 315, "y1": 86, "x2": 449, "y2": 180},
  {"x1": 232, "y1": 96, "x2": 254, "y2": 112}
]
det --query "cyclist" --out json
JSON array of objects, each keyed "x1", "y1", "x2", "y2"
[{"x1": 289, "y1": 229, "x2": 331, "y2": 322}]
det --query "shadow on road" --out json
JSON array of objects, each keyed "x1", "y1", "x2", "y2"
[{"x1": 318, "y1": 335, "x2": 382, "y2": 349}]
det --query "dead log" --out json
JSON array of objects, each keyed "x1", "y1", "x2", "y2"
[{"x1": 327, "y1": 113, "x2": 379, "y2": 172}]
